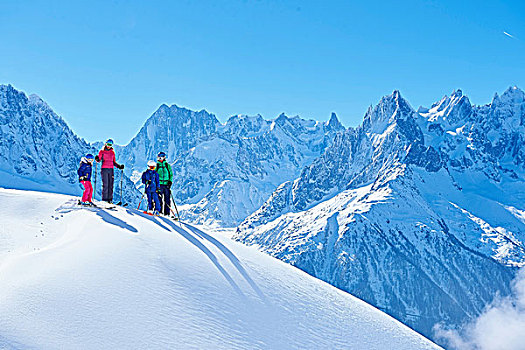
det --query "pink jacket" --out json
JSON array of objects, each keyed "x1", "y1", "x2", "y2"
[{"x1": 98, "y1": 147, "x2": 118, "y2": 169}]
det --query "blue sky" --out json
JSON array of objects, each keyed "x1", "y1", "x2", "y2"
[{"x1": 1, "y1": 0, "x2": 524, "y2": 144}]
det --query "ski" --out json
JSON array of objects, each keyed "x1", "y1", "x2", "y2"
[
  {"x1": 142, "y1": 211, "x2": 161, "y2": 217},
  {"x1": 78, "y1": 200, "x2": 97, "y2": 208},
  {"x1": 78, "y1": 200, "x2": 117, "y2": 210}
]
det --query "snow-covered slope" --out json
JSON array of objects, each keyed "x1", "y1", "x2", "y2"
[
  {"x1": 0, "y1": 85, "x2": 140, "y2": 205},
  {"x1": 0, "y1": 188, "x2": 440, "y2": 350},
  {"x1": 235, "y1": 87, "x2": 525, "y2": 341},
  {"x1": 121, "y1": 106, "x2": 344, "y2": 226}
]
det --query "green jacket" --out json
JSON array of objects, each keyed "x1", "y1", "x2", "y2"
[{"x1": 156, "y1": 161, "x2": 173, "y2": 185}]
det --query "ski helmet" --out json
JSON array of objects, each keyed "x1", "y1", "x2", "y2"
[
  {"x1": 86, "y1": 153, "x2": 94, "y2": 160},
  {"x1": 147, "y1": 160, "x2": 156, "y2": 169},
  {"x1": 106, "y1": 139, "x2": 114, "y2": 146},
  {"x1": 157, "y1": 151, "x2": 166, "y2": 159}
]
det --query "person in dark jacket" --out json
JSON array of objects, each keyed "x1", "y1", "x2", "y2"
[
  {"x1": 142, "y1": 160, "x2": 161, "y2": 214},
  {"x1": 78, "y1": 153, "x2": 95, "y2": 205},
  {"x1": 95, "y1": 139, "x2": 124, "y2": 203},
  {"x1": 155, "y1": 151, "x2": 173, "y2": 216}
]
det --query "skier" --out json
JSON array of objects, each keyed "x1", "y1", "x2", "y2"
[
  {"x1": 142, "y1": 160, "x2": 161, "y2": 214},
  {"x1": 78, "y1": 153, "x2": 95, "y2": 205},
  {"x1": 95, "y1": 139, "x2": 124, "y2": 203},
  {"x1": 155, "y1": 151, "x2": 173, "y2": 216}
]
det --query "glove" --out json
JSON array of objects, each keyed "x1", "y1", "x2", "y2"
[
  {"x1": 118, "y1": 164, "x2": 125, "y2": 170},
  {"x1": 79, "y1": 176, "x2": 87, "y2": 181},
  {"x1": 95, "y1": 155, "x2": 100, "y2": 162},
  {"x1": 167, "y1": 181, "x2": 172, "y2": 188},
  {"x1": 146, "y1": 180, "x2": 152, "y2": 185}
]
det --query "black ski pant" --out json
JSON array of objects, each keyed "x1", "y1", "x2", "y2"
[
  {"x1": 101, "y1": 168, "x2": 114, "y2": 202},
  {"x1": 158, "y1": 184, "x2": 171, "y2": 216}
]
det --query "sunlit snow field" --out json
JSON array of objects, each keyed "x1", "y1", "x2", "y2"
[{"x1": 0, "y1": 188, "x2": 440, "y2": 349}]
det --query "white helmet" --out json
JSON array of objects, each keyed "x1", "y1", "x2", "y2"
[{"x1": 147, "y1": 160, "x2": 156, "y2": 168}]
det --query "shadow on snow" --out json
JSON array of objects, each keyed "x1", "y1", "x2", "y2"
[
  {"x1": 124, "y1": 209, "x2": 171, "y2": 232},
  {"x1": 184, "y1": 222, "x2": 265, "y2": 300},
  {"x1": 55, "y1": 200, "x2": 138, "y2": 233},
  {"x1": 159, "y1": 217, "x2": 245, "y2": 297},
  {"x1": 159, "y1": 218, "x2": 265, "y2": 300},
  {"x1": 95, "y1": 210, "x2": 138, "y2": 233},
  {"x1": 57, "y1": 200, "x2": 264, "y2": 299}
]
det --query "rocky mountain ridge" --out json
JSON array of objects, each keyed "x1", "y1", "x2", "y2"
[{"x1": 234, "y1": 87, "x2": 525, "y2": 343}]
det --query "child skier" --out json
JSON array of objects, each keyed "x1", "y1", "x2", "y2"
[
  {"x1": 78, "y1": 153, "x2": 95, "y2": 205},
  {"x1": 142, "y1": 160, "x2": 161, "y2": 214},
  {"x1": 155, "y1": 151, "x2": 173, "y2": 216}
]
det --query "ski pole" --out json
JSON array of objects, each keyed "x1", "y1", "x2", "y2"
[
  {"x1": 168, "y1": 206, "x2": 177, "y2": 219},
  {"x1": 120, "y1": 168, "x2": 124, "y2": 205},
  {"x1": 170, "y1": 194, "x2": 181, "y2": 221},
  {"x1": 137, "y1": 189, "x2": 146, "y2": 211},
  {"x1": 93, "y1": 161, "x2": 97, "y2": 201}
]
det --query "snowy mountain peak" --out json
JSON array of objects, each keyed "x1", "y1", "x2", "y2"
[
  {"x1": 157, "y1": 103, "x2": 171, "y2": 112},
  {"x1": 421, "y1": 89, "x2": 473, "y2": 125},
  {"x1": 392, "y1": 89, "x2": 402, "y2": 99},
  {"x1": 327, "y1": 112, "x2": 344, "y2": 131},
  {"x1": 275, "y1": 112, "x2": 290, "y2": 125},
  {"x1": 120, "y1": 103, "x2": 220, "y2": 170},
  {"x1": 483, "y1": 85, "x2": 525, "y2": 131},
  {"x1": 149, "y1": 103, "x2": 218, "y2": 124},
  {"x1": 362, "y1": 90, "x2": 415, "y2": 134},
  {"x1": 496, "y1": 85, "x2": 525, "y2": 105},
  {"x1": 451, "y1": 88, "x2": 463, "y2": 98}
]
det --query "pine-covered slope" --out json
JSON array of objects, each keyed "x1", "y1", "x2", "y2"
[
  {"x1": 234, "y1": 88, "x2": 525, "y2": 341},
  {"x1": 121, "y1": 106, "x2": 344, "y2": 226},
  {"x1": 0, "y1": 85, "x2": 140, "y2": 204}
]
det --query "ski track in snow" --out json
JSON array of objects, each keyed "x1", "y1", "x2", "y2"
[{"x1": 0, "y1": 188, "x2": 440, "y2": 349}]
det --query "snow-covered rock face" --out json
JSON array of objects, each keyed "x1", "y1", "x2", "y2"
[
  {"x1": 0, "y1": 85, "x2": 90, "y2": 193},
  {"x1": 119, "y1": 104, "x2": 220, "y2": 172},
  {"x1": 0, "y1": 85, "x2": 140, "y2": 204},
  {"x1": 235, "y1": 87, "x2": 525, "y2": 343},
  {"x1": 121, "y1": 106, "x2": 344, "y2": 226}
]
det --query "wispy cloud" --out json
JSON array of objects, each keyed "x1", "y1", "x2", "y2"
[
  {"x1": 434, "y1": 268, "x2": 525, "y2": 350},
  {"x1": 503, "y1": 31, "x2": 515, "y2": 39}
]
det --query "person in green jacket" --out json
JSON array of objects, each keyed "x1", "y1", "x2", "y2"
[{"x1": 156, "y1": 151, "x2": 173, "y2": 216}]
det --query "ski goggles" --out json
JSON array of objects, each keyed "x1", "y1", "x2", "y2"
[{"x1": 106, "y1": 142, "x2": 113, "y2": 147}]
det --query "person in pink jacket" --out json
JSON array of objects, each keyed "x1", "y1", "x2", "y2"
[{"x1": 95, "y1": 139, "x2": 124, "y2": 203}]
